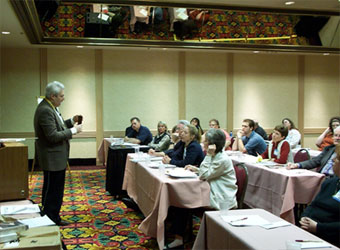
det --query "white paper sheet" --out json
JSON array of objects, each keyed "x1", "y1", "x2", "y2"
[
  {"x1": 299, "y1": 241, "x2": 332, "y2": 249},
  {"x1": 0, "y1": 204, "x2": 40, "y2": 215},
  {"x1": 260, "y1": 220, "x2": 291, "y2": 229},
  {"x1": 18, "y1": 215, "x2": 55, "y2": 228},
  {"x1": 221, "y1": 215, "x2": 270, "y2": 226},
  {"x1": 0, "y1": 138, "x2": 26, "y2": 143}
]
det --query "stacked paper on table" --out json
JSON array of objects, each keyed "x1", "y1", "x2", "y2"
[{"x1": 166, "y1": 168, "x2": 197, "y2": 178}]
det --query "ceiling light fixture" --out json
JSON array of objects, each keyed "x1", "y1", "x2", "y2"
[
  {"x1": 285, "y1": 1, "x2": 295, "y2": 5},
  {"x1": 1, "y1": 31, "x2": 10, "y2": 35},
  {"x1": 323, "y1": 53, "x2": 330, "y2": 56},
  {"x1": 253, "y1": 51, "x2": 259, "y2": 53},
  {"x1": 76, "y1": 46, "x2": 83, "y2": 48}
]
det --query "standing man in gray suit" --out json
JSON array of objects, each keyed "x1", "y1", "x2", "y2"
[{"x1": 34, "y1": 81, "x2": 82, "y2": 226}]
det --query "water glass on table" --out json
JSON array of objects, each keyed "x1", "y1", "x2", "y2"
[{"x1": 159, "y1": 163, "x2": 166, "y2": 175}]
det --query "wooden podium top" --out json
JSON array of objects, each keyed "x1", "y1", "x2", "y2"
[{"x1": 2, "y1": 142, "x2": 27, "y2": 148}]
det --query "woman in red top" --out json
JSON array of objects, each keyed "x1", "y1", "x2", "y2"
[
  {"x1": 261, "y1": 125, "x2": 293, "y2": 164},
  {"x1": 316, "y1": 116, "x2": 340, "y2": 151}
]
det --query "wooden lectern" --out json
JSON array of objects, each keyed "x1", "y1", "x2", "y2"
[{"x1": 0, "y1": 142, "x2": 28, "y2": 201}]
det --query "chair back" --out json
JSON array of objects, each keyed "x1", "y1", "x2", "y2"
[
  {"x1": 293, "y1": 148, "x2": 310, "y2": 163},
  {"x1": 233, "y1": 163, "x2": 248, "y2": 209}
]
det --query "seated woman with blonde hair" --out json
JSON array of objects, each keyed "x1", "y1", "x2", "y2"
[{"x1": 148, "y1": 121, "x2": 171, "y2": 152}]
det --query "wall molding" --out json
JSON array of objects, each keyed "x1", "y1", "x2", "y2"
[{"x1": 0, "y1": 131, "x2": 97, "y2": 139}]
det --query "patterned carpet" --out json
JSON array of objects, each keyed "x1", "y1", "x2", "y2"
[
  {"x1": 42, "y1": 3, "x2": 309, "y2": 45},
  {"x1": 29, "y1": 169, "x2": 200, "y2": 250}
]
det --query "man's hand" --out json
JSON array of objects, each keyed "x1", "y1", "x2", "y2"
[
  {"x1": 74, "y1": 124, "x2": 82, "y2": 133},
  {"x1": 237, "y1": 130, "x2": 244, "y2": 139},
  {"x1": 286, "y1": 162, "x2": 299, "y2": 170},
  {"x1": 300, "y1": 217, "x2": 317, "y2": 233}
]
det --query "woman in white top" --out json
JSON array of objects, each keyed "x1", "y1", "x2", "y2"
[
  {"x1": 187, "y1": 128, "x2": 237, "y2": 209},
  {"x1": 164, "y1": 128, "x2": 237, "y2": 249},
  {"x1": 282, "y1": 118, "x2": 301, "y2": 149}
]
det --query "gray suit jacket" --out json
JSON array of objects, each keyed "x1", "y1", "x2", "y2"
[
  {"x1": 34, "y1": 99, "x2": 73, "y2": 171},
  {"x1": 300, "y1": 144, "x2": 335, "y2": 172}
]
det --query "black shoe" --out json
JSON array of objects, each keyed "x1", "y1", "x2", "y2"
[
  {"x1": 57, "y1": 220, "x2": 70, "y2": 226},
  {"x1": 122, "y1": 197, "x2": 140, "y2": 211}
]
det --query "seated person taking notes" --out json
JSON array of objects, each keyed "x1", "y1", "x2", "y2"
[
  {"x1": 124, "y1": 117, "x2": 152, "y2": 145},
  {"x1": 287, "y1": 126, "x2": 340, "y2": 177},
  {"x1": 299, "y1": 143, "x2": 340, "y2": 247},
  {"x1": 261, "y1": 125, "x2": 293, "y2": 164},
  {"x1": 232, "y1": 118, "x2": 267, "y2": 156}
]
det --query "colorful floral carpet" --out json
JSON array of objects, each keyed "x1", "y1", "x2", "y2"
[
  {"x1": 42, "y1": 3, "x2": 309, "y2": 45},
  {"x1": 29, "y1": 169, "x2": 200, "y2": 250}
]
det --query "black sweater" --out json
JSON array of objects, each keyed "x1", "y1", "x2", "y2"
[{"x1": 301, "y1": 176, "x2": 340, "y2": 247}]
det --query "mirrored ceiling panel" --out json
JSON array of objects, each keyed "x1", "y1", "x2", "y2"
[{"x1": 10, "y1": 0, "x2": 340, "y2": 54}]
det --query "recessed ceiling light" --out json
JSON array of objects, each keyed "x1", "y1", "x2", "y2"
[
  {"x1": 285, "y1": 1, "x2": 295, "y2": 5},
  {"x1": 323, "y1": 53, "x2": 330, "y2": 56},
  {"x1": 76, "y1": 46, "x2": 83, "y2": 48},
  {"x1": 1, "y1": 31, "x2": 10, "y2": 35},
  {"x1": 253, "y1": 51, "x2": 259, "y2": 53}
]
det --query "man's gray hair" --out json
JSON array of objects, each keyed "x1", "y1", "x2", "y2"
[
  {"x1": 178, "y1": 120, "x2": 190, "y2": 126},
  {"x1": 45, "y1": 81, "x2": 64, "y2": 98},
  {"x1": 205, "y1": 128, "x2": 226, "y2": 153}
]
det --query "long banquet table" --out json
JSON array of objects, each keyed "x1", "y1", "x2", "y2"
[
  {"x1": 122, "y1": 154, "x2": 210, "y2": 250},
  {"x1": 192, "y1": 209, "x2": 338, "y2": 250},
  {"x1": 227, "y1": 152, "x2": 325, "y2": 224}
]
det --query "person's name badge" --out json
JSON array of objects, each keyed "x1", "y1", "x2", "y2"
[
  {"x1": 332, "y1": 190, "x2": 340, "y2": 203},
  {"x1": 274, "y1": 149, "x2": 278, "y2": 156}
]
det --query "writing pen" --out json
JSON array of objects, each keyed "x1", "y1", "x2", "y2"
[
  {"x1": 295, "y1": 240, "x2": 323, "y2": 243},
  {"x1": 230, "y1": 217, "x2": 248, "y2": 223}
]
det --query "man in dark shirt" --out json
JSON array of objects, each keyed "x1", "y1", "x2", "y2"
[
  {"x1": 124, "y1": 117, "x2": 152, "y2": 145},
  {"x1": 254, "y1": 120, "x2": 268, "y2": 140}
]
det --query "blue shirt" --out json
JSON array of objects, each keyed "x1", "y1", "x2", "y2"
[
  {"x1": 125, "y1": 125, "x2": 153, "y2": 145},
  {"x1": 242, "y1": 131, "x2": 267, "y2": 156}
]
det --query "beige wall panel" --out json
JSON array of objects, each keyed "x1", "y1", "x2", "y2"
[
  {"x1": 47, "y1": 49, "x2": 96, "y2": 131},
  {"x1": 185, "y1": 52, "x2": 227, "y2": 130},
  {"x1": 304, "y1": 55, "x2": 340, "y2": 128},
  {"x1": 304, "y1": 134, "x2": 319, "y2": 150},
  {"x1": 233, "y1": 54, "x2": 299, "y2": 129},
  {"x1": 103, "y1": 50, "x2": 179, "y2": 131},
  {"x1": 0, "y1": 48, "x2": 40, "y2": 132},
  {"x1": 70, "y1": 139, "x2": 96, "y2": 158}
]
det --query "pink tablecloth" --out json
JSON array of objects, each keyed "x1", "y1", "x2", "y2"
[
  {"x1": 228, "y1": 153, "x2": 325, "y2": 223},
  {"x1": 193, "y1": 209, "x2": 338, "y2": 250},
  {"x1": 97, "y1": 138, "x2": 111, "y2": 165},
  {"x1": 122, "y1": 155, "x2": 210, "y2": 250}
]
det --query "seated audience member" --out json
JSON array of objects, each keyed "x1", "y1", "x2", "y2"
[
  {"x1": 148, "y1": 120, "x2": 189, "y2": 158},
  {"x1": 316, "y1": 116, "x2": 340, "y2": 151},
  {"x1": 148, "y1": 121, "x2": 171, "y2": 152},
  {"x1": 261, "y1": 125, "x2": 293, "y2": 164},
  {"x1": 162, "y1": 124, "x2": 204, "y2": 167},
  {"x1": 287, "y1": 126, "x2": 340, "y2": 177},
  {"x1": 124, "y1": 117, "x2": 152, "y2": 145},
  {"x1": 190, "y1": 117, "x2": 204, "y2": 136},
  {"x1": 232, "y1": 119, "x2": 267, "y2": 156},
  {"x1": 299, "y1": 144, "x2": 340, "y2": 247},
  {"x1": 165, "y1": 128, "x2": 237, "y2": 249},
  {"x1": 170, "y1": 125, "x2": 180, "y2": 146},
  {"x1": 254, "y1": 120, "x2": 268, "y2": 140},
  {"x1": 282, "y1": 118, "x2": 301, "y2": 149},
  {"x1": 202, "y1": 118, "x2": 231, "y2": 150}
]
